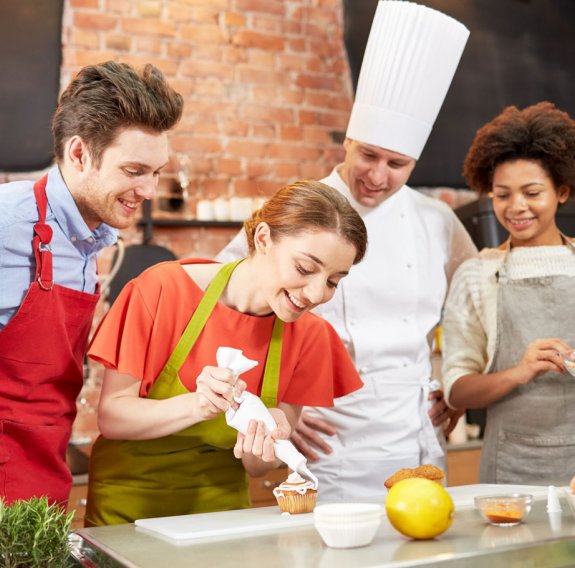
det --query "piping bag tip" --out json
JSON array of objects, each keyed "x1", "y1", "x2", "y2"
[{"x1": 296, "y1": 463, "x2": 319, "y2": 489}]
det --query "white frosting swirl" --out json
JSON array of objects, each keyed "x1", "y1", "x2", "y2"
[{"x1": 273, "y1": 472, "x2": 318, "y2": 497}]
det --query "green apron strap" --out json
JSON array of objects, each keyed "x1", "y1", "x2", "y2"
[
  {"x1": 160, "y1": 260, "x2": 242, "y2": 376},
  {"x1": 260, "y1": 317, "x2": 283, "y2": 408}
]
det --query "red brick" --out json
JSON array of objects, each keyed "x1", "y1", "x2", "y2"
[
  {"x1": 280, "y1": 126, "x2": 303, "y2": 141},
  {"x1": 268, "y1": 143, "x2": 321, "y2": 161},
  {"x1": 295, "y1": 73, "x2": 339, "y2": 91},
  {"x1": 303, "y1": 126, "x2": 330, "y2": 144},
  {"x1": 232, "y1": 31, "x2": 284, "y2": 52},
  {"x1": 178, "y1": 114, "x2": 218, "y2": 135},
  {"x1": 251, "y1": 125, "x2": 276, "y2": 139},
  {"x1": 282, "y1": 20, "x2": 302, "y2": 35},
  {"x1": 74, "y1": 13, "x2": 117, "y2": 30},
  {"x1": 235, "y1": 0, "x2": 285, "y2": 17},
  {"x1": 181, "y1": 24, "x2": 226, "y2": 44},
  {"x1": 248, "y1": 51, "x2": 276, "y2": 69},
  {"x1": 223, "y1": 11, "x2": 246, "y2": 27},
  {"x1": 251, "y1": 85, "x2": 278, "y2": 103},
  {"x1": 190, "y1": 7, "x2": 219, "y2": 24},
  {"x1": 122, "y1": 18, "x2": 176, "y2": 37},
  {"x1": 300, "y1": 163, "x2": 330, "y2": 180},
  {"x1": 71, "y1": 30, "x2": 100, "y2": 49},
  {"x1": 175, "y1": 136, "x2": 223, "y2": 154},
  {"x1": 246, "y1": 161, "x2": 270, "y2": 178},
  {"x1": 221, "y1": 118, "x2": 250, "y2": 137},
  {"x1": 287, "y1": 37, "x2": 306, "y2": 52},
  {"x1": 167, "y1": 43, "x2": 192, "y2": 59},
  {"x1": 217, "y1": 159, "x2": 243, "y2": 176},
  {"x1": 274, "y1": 162, "x2": 300, "y2": 179},
  {"x1": 238, "y1": 67, "x2": 287, "y2": 86},
  {"x1": 106, "y1": 0, "x2": 131, "y2": 13},
  {"x1": 73, "y1": 50, "x2": 117, "y2": 67},
  {"x1": 234, "y1": 179, "x2": 281, "y2": 196},
  {"x1": 182, "y1": 59, "x2": 234, "y2": 80},
  {"x1": 223, "y1": 45, "x2": 249, "y2": 65},
  {"x1": 194, "y1": 44, "x2": 225, "y2": 61},
  {"x1": 241, "y1": 104, "x2": 294, "y2": 125},
  {"x1": 169, "y1": 3, "x2": 193, "y2": 22},
  {"x1": 193, "y1": 79, "x2": 226, "y2": 99},
  {"x1": 106, "y1": 34, "x2": 132, "y2": 51},
  {"x1": 201, "y1": 178, "x2": 230, "y2": 197},
  {"x1": 70, "y1": 0, "x2": 99, "y2": 8},
  {"x1": 136, "y1": 1, "x2": 162, "y2": 18},
  {"x1": 253, "y1": 16, "x2": 280, "y2": 33},
  {"x1": 277, "y1": 53, "x2": 307, "y2": 72},
  {"x1": 280, "y1": 90, "x2": 305, "y2": 105},
  {"x1": 179, "y1": 0, "x2": 227, "y2": 8},
  {"x1": 226, "y1": 140, "x2": 268, "y2": 159},
  {"x1": 135, "y1": 36, "x2": 162, "y2": 54}
]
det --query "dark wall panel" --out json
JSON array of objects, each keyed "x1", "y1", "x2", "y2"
[
  {"x1": 343, "y1": 0, "x2": 575, "y2": 187},
  {"x1": 0, "y1": 1, "x2": 64, "y2": 172}
]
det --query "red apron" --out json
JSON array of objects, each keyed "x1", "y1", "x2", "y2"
[{"x1": 0, "y1": 175, "x2": 99, "y2": 505}]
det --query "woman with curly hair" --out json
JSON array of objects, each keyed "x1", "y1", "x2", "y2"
[{"x1": 442, "y1": 102, "x2": 575, "y2": 485}]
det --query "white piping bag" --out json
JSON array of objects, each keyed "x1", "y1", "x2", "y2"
[{"x1": 218, "y1": 347, "x2": 318, "y2": 488}]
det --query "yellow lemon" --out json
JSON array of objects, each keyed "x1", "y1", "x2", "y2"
[{"x1": 385, "y1": 478, "x2": 455, "y2": 539}]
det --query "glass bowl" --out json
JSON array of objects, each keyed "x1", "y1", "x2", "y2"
[
  {"x1": 559, "y1": 351, "x2": 575, "y2": 377},
  {"x1": 474, "y1": 494, "x2": 533, "y2": 527}
]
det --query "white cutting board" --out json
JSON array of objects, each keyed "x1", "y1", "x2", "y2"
[
  {"x1": 135, "y1": 506, "x2": 314, "y2": 543},
  {"x1": 135, "y1": 484, "x2": 550, "y2": 544}
]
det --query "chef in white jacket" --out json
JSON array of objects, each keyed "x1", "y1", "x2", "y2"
[{"x1": 216, "y1": 0, "x2": 477, "y2": 500}]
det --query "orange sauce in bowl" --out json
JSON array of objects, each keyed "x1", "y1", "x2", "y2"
[{"x1": 484, "y1": 508, "x2": 523, "y2": 524}]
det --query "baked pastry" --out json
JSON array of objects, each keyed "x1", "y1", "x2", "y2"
[
  {"x1": 272, "y1": 472, "x2": 318, "y2": 514},
  {"x1": 384, "y1": 464, "x2": 445, "y2": 489}
]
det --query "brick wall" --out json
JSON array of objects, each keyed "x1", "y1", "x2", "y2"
[{"x1": 61, "y1": 0, "x2": 352, "y2": 257}]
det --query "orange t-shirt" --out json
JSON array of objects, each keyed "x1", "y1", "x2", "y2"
[{"x1": 89, "y1": 259, "x2": 363, "y2": 406}]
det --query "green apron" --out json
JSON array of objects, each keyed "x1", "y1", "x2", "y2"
[{"x1": 85, "y1": 261, "x2": 284, "y2": 526}]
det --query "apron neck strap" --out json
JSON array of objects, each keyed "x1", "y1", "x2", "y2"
[
  {"x1": 260, "y1": 317, "x2": 283, "y2": 407},
  {"x1": 164, "y1": 260, "x2": 242, "y2": 373},
  {"x1": 160, "y1": 260, "x2": 284, "y2": 407},
  {"x1": 32, "y1": 175, "x2": 54, "y2": 291}
]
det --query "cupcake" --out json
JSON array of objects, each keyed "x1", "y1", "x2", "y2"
[{"x1": 273, "y1": 472, "x2": 318, "y2": 514}]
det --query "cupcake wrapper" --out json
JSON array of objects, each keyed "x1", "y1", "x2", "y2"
[{"x1": 276, "y1": 491, "x2": 317, "y2": 514}]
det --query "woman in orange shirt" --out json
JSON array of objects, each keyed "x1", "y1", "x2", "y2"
[{"x1": 85, "y1": 180, "x2": 367, "y2": 525}]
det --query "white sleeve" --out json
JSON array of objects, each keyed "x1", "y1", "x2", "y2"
[
  {"x1": 445, "y1": 212, "x2": 478, "y2": 286},
  {"x1": 214, "y1": 230, "x2": 249, "y2": 262},
  {"x1": 441, "y1": 258, "x2": 489, "y2": 407}
]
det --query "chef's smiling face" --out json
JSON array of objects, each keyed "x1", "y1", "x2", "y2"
[
  {"x1": 68, "y1": 127, "x2": 169, "y2": 231},
  {"x1": 340, "y1": 139, "x2": 416, "y2": 208},
  {"x1": 490, "y1": 159, "x2": 570, "y2": 247},
  {"x1": 254, "y1": 225, "x2": 357, "y2": 323}
]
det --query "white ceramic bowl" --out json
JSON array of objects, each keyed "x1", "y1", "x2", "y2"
[
  {"x1": 313, "y1": 502, "x2": 383, "y2": 522},
  {"x1": 314, "y1": 517, "x2": 381, "y2": 549},
  {"x1": 313, "y1": 503, "x2": 383, "y2": 548}
]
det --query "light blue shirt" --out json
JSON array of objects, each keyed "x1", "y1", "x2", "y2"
[{"x1": 0, "y1": 166, "x2": 117, "y2": 330}]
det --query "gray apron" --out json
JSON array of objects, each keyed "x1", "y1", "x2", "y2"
[{"x1": 480, "y1": 239, "x2": 575, "y2": 485}]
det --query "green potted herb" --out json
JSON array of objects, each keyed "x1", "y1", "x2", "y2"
[{"x1": 0, "y1": 496, "x2": 74, "y2": 567}]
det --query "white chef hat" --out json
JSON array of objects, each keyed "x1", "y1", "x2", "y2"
[{"x1": 346, "y1": 1, "x2": 470, "y2": 160}]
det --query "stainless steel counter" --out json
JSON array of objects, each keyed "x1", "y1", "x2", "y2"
[{"x1": 70, "y1": 485, "x2": 575, "y2": 568}]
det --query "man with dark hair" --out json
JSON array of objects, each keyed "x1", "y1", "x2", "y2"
[{"x1": 0, "y1": 61, "x2": 183, "y2": 505}]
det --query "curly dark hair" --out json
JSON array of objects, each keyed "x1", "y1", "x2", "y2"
[{"x1": 463, "y1": 102, "x2": 575, "y2": 195}]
